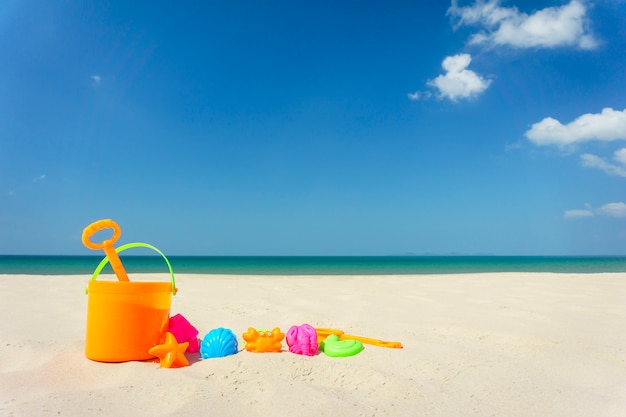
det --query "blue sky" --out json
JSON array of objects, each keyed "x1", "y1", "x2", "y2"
[{"x1": 1, "y1": 0, "x2": 626, "y2": 255}]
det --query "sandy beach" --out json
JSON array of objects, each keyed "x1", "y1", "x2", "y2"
[{"x1": 1, "y1": 272, "x2": 625, "y2": 417}]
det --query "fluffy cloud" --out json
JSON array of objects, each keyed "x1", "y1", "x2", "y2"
[
  {"x1": 413, "y1": 1, "x2": 597, "y2": 103},
  {"x1": 596, "y1": 202, "x2": 626, "y2": 218},
  {"x1": 564, "y1": 209, "x2": 594, "y2": 219},
  {"x1": 527, "y1": 109, "x2": 626, "y2": 178},
  {"x1": 448, "y1": 0, "x2": 597, "y2": 49},
  {"x1": 565, "y1": 202, "x2": 626, "y2": 219},
  {"x1": 614, "y1": 148, "x2": 626, "y2": 165},
  {"x1": 427, "y1": 54, "x2": 491, "y2": 101},
  {"x1": 407, "y1": 91, "x2": 421, "y2": 101},
  {"x1": 526, "y1": 108, "x2": 626, "y2": 146},
  {"x1": 580, "y1": 150, "x2": 626, "y2": 177}
]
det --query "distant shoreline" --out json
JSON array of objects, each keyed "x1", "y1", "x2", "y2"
[{"x1": 2, "y1": 255, "x2": 626, "y2": 275}]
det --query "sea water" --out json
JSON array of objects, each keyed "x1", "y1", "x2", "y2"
[{"x1": 1, "y1": 255, "x2": 626, "y2": 275}]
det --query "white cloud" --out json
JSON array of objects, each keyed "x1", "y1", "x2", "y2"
[
  {"x1": 581, "y1": 152, "x2": 626, "y2": 177},
  {"x1": 91, "y1": 75, "x2": 102, "y2": 84},
  {"x1": 448, "y1": 0, "x2": 597, "y2": 49},
  {"x1": 32, "y1": 174, "x2": 46, "y2": 182},
  {"x1": 597, "y1": 202, "x2": 626, "y2": 217},
  {"x1": 407, "y1": 91, "x2": 421, "y2": 101},
  {"x1": 565, "y1": 202, "x2": 626, "y2": 219},
  {"x1": 614, "y1": 148, "x2": 626, "y2": 165},
  {"x1": 526, "y1": 108, "x2": 626, "y2": 146},
  {"x1": 564, "y1": 209, "x2": 594, "y2": 219},
  {"x1": 427, "y1": 54, "x2": 491, "y2": 101}
]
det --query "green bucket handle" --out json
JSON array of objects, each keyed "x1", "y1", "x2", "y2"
[{"x1": 86, "y1": 242, "x2": 177, "y2": 295}]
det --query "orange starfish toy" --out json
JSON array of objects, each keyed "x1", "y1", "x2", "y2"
[
  {"x1": 242, "y1": 328, "x2": 284, "y2": 352},
  {"x1": 148, "y1": 332, "x2": 189, "y2": 368}
]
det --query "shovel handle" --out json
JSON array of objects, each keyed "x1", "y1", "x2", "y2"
[
  {"x1": 82, "y1": 219, "x2": 129, "y2": 282},
  {"x1": 315, "y1": 328, "x2": 402, "y2": 349}
]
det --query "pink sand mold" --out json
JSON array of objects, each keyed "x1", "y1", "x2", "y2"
[
  {"x1": 168, "y1": 314, "x2": 200, "y2": 353},
  {"x1": 286, "y1": 323, "x2": 319, "y2": 356}
]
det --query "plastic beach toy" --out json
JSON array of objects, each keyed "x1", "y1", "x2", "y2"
[
  {"x1": 315, "y1": 328, "x2": 402, "y2": 349},
  {"x1": 200, "y1": 328, "x2": 239, "y2": 359},
  {"x1": 168, "y1": 314, "x2": 200, "y2": 353},
  {"x1": 82, "y1": 219, "x2": 177, "y2": 363},
  {"x1": 242, "y1": 327, "x2": 284, "y2": 352},
  {"x1": 320, "y1": 334, "x2": 363, "y2": 357},
  {"x1": 286, "y1": 324, "x2": 318, "y2": 356},
  {"x1": 82, "y1": 219, "x2": 130, "y2": 282},
  {"x1": 148, "y1": 332, "x2": 189, "y2": 368}
]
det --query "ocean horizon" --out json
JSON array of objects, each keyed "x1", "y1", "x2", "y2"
[{"x1": 1, "y1": 255, "x2": 626, "y2": 275}]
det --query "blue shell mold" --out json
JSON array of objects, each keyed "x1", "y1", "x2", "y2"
[{"x1": 200, "y1": 327, "x2": 239, "y2": 359}]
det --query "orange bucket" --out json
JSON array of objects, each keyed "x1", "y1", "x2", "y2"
[{"x1": 84, "y1": 242, "x2": 177, "y2": 362}]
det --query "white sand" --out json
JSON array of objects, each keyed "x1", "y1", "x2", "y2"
[{"x1": 1, "y1": 273, "x2": 625, "y2": 417}]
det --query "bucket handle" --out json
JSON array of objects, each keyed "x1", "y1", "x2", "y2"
[{"x1": 85, "y1": 242, "x2": 177, "y2": 295}]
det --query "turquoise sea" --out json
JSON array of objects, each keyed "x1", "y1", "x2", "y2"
[{"x1": 1, "y1": 255, "x2": 626, "y2": 275}]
